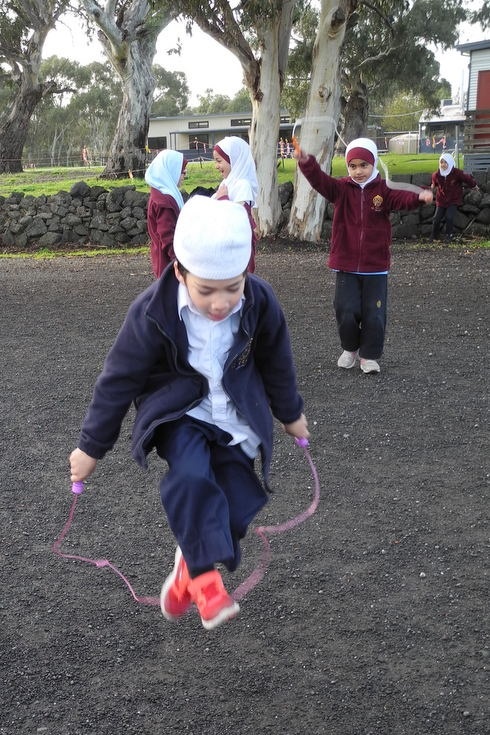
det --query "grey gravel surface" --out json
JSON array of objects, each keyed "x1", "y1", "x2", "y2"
[{"x1": 1, "y1": 244, "x2": 488, "y2": 735}]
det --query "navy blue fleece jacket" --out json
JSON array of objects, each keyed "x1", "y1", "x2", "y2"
[{"x1": 77, "y1": 266, "x2": 304, "y2": 484}]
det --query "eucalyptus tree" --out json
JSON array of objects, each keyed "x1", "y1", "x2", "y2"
[
  {"x1": 472, "y1": 2, "x2": 490, "y2": 27},
  {"x1": 63, "y1": 61, "x2": 122, "y2": 164},
  {"x1": 339, "y1": 0, "x2": 468, "y2": 143},
  {"x1": 287, "y1": 0, "x2": 473, "y2": 241},
  {"x1": 194, "y1": 90, "x2": 232, "y2": 115},
  {"x1": 0, "y1": 0, "x2": 71, "y2": 173},
  {"x1": 176, "y1": 0, "x2": 296, "y2": 235},
  {"x1": 288, "y1": 0, "x2": 358, "y2": 242},
  {"x1": 79, "y1": 0, "x2": 178, "y2": 178},
  {"x1": 151, "y1": 65, "x2": 190, "y2": 117},
  {"x1": 24, "y1": 57, "x2": 92, "y2": 166},
  {"x1": 225, "y1": 88, "x2": 252, "y2": 114},
  {"x1": 24, "y1": 58, "x2": 122, "y2": 165}
]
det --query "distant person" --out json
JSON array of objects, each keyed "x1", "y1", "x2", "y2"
[
  {"x1": 212, "y1": 136, "x2": 259, "y2": 272},
  {"x1": 293, "y1": 136, "x2": 433, "y2": 375},
  {"x1": 430, "y1": 153, "x2": 478, "y2": 242},
  {"x1": 145, "y1": 150, "x2": 187, "y2": 278},
  {"x1": 81, "y1": 146, "x2": 90, "y2": 166},
  {"x1": 69, "y1": 195, "x2": 309, "y2": 630}
]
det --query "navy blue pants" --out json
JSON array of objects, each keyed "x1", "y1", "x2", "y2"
[
  {"x1": 333, "y1": 272, "x2": 388, "y2": 360},
  {"x1": 154, "y1": 416, "x2": 267, "y2": 573},
  {"x1": 431, "y1": 204, "x2": 457, "y2": 239}
]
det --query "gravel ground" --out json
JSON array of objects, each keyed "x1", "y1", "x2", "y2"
[{"x1": 1, "y1": 243, "x2": 488, "y2": 735}]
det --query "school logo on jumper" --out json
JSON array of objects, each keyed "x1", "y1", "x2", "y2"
[{"x1": 372, "y1": 194, "x2": 383, "y2": 211}]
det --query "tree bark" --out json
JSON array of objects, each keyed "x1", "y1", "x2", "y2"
[
  {"x1": 0, "y1": 85, "x2": 45, "y2": 173},
  {"x1": 288, "y1": 0, "x2": 358, "y2": 243},
  {"x1": 81, "y1": 0, "x2": 174, "y2": 179},
  {"x1": 341, "y1": 78, "x2": 369, "y2": 142},
  {"x1": 248, "y1": 6, "x2": 295, "y2": 234},
  {"x1": 0, "y1": 0, "x2": 69, "y2": 173}
]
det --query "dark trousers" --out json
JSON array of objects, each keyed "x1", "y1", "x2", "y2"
[
  {"x1": 154, "y1": 416, "x2": 267, "y2": 573},
  {"x1": 431, "y1": 204, "x2": 457, "y2": 239},
  {"x1": 333, "y1": 272, "x2": 388, "y2": 360}
]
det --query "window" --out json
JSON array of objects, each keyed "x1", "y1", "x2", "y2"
[
  {"x1": 188, "y1": 121, "x2": 209, "y2": 129},
  {"x1": 147, "y1": 136, "x2": 166, "y2": 150},
  {"x1": 189, "y1": 135, "x2": 210, "y2": 151}
]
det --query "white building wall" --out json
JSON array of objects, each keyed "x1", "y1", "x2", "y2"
[
  {"x1": 148, "y1": 112, "x2": 254, "y2": 152},
  {"x1": 147, "y1": 112, "x2": 294, "y2": 152}
]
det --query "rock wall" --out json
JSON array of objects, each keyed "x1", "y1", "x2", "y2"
[
  {"x1": 1, "y1": 172, "x2": 489, "y2": 251},
  {"x1": 0, "y1": 182, "x2": 149, "y2": 250},
  {"x1": 278, "y1": 170, "x2": 490, "y2": 241}
]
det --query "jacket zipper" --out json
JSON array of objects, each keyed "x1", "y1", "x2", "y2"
[{"x1": 357, "y1": 188, "x2": 365, "y2": 272}]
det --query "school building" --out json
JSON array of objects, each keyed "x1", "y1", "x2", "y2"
[
  {"x1": 418, "y1": 100, "x2": 467, "y2": 156},
  {"x1": 456, "y1": 39, "x2": 490, "y2": 172},
  {"x1": 147, "y1": 111, "x2": 295, "y2": 160}
]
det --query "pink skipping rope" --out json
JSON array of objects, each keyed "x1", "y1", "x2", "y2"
[{"x1": 52, "y1": 438, "x2": 320, "y2": 606}]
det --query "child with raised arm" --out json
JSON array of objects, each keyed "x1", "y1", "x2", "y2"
[
  {"x1": 293, "y1": 137, "x2": 433, "y2": 374},
  {"x1": 430, "y1": 153, "x2": 478, "y2": 242},
  {"x1": 145, "y1": 149, "x2": 187, "y2": 278},
  {"x1": 69, "y1": 195, "x2": 309, "y2": 631}
]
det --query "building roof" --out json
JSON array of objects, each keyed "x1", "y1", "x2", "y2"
[
  {"x1": 456, "y1": 39, "x2": 490, "y2": 54},
  {"x1": 419, "y1": 102, "x2": 466, "y2": 125}
]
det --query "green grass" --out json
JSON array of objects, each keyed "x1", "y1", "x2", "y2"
[
  {"x1": 0, "y1": 153, "x2": 447, "y2": 199},
  {"x1": 0, "y1": 245, "x2": 149, "y2": 260},
  {"x1": 1, "y1": 155, "x2": 488, "y2": 255}
]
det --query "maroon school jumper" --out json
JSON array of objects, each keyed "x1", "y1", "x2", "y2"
[
  {"x1": 431, "y1": 167, "x2": 477, "y2": 207},
  {"x1": 214, "y1": 194, "x2": 257, "y2": 273},
  {"x1": 298, "y1": 154, "x2": 424, "y2": 272},
  {"x1": 146, "y1": 188, "x2": 180, "y2": 278}
]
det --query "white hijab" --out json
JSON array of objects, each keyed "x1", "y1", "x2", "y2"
[
  {"x1": 439, "y1": 153, "x2": 455, "y2": 177},
  {"x1": 345, "y1": 137, "x2": 380, "y2": 188},
  {"x1": 145, "y1": 150, "x2": 185, "y2": 209},
  {"x1": 214, "y1": 136, "x2": 259, "y2": 206}
]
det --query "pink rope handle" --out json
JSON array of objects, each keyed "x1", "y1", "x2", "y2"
[{"x1": 53, "y1": 439, "x2": 319, "y2": 607}]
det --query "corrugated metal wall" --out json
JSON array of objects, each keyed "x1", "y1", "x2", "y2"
[{"x1": 468, "y1": 49, "x2": 490, "y2": 109}]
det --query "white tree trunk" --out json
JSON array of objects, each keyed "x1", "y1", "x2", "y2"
[
  {"x1": 249, "y1": 26, "x2": 283, "y2": 235},
  {"x1": 250, "y1": 1, "x2": 295, "y2": 235},
  {"x1": 182, "y1": 0, "x2": 295, "y2": 236},
  {"x1": 80, "y1": 0, "x2": 174, "y2": 178},
  {"x1": 288, "y1": 0, "x2": 356, "y2": 242}
]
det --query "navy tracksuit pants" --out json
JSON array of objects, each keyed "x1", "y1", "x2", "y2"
[
  {"x1": 431, "y1": 204, "x2": 457, "y2": 239},
  {"x1": 333, "y1": 271, "x2": 388, "y2": 360},
  {"x1": 154, "y1": 416, "x2": 267, "y2": 574}
]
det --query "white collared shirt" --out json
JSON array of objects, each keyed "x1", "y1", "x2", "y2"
[{"x1": 178, "y1": 284, "x2": 260, "y2": 459}]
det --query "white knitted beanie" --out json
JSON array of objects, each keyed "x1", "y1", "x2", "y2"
[{"x1": 173, "y1": 196, "x2": 252, "y2": 279}]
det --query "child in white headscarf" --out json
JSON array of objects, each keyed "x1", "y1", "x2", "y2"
[
  {"x1": 212, "y1": 136, "x2": 259, "y2": 272},
  {"x1": 430, "y1": 153, "x2": 478, "y2": 242},
  {"x1": 145, "y1": 150, "x2": 187, "y2": 278}
]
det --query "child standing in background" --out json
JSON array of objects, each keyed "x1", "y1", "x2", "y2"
[
  {"x1": 293, "y1": 137, "x2": 433, "y2": 374},
  {"x1": 145, "y1": 150, "x2": 187, "y2": 278},
  {"x1": 212, "y1": 136, "x2": 259, "y2": 272},
  {"x1": 69, "y1": 196, "x2": 309, "y2": 630},
  {"x1": 430, "y1": 153, "x2": 478, "y2": 242}
]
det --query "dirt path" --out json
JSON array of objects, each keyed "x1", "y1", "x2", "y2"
[{"x1": 1, "y1": 245, "x2": 488, "y2": 735}]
